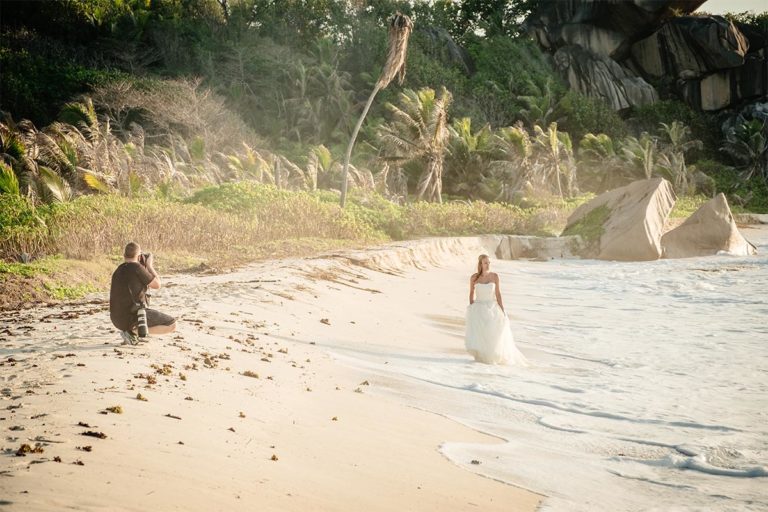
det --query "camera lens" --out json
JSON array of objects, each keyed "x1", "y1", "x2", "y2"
[{"x1": 137, "y1": 307, "x2": 149, "y2": 338}]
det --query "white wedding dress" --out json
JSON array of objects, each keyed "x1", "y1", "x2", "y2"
[{"x1": 465, "y1": 282, "x2": 528, "y2": 366}]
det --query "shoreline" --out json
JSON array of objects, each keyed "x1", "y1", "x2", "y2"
[{"x1": 0, "y1": 237, "x2": 543, "y2": 511}]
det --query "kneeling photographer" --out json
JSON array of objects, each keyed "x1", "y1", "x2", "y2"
[{"x1": 110, "y1": 242, "x2": 176, "y2": 345}]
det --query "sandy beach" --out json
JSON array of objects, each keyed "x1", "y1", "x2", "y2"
[
  {"x1": 0, "y1": 237, "x2": 542, "y2": 512},
  {"x1": 3, "y1": 227, "x2": 767, "y2": 511}
]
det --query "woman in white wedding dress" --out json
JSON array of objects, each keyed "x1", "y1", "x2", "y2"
[{"x1": 465, "y1": 255, "x2": 528, "y2": 366}]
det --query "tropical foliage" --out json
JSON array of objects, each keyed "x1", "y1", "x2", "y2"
[{"x1": 1, "y1": 0, "x2": 766, "y2": 242}]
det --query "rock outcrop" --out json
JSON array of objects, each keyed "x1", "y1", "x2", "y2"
[
  {"x1": 631, "y1": 16, "x2": 749, "y2": 80},
  {"x1": 678, "y1": 52, "x2": 768, "y2": 111},
  {"x1": 419, "y1": 26, "x2": 475, "y2": 75},
  {"x1": 661, "y1": 193, "x2": 757, "y2": 258},
  {"x1": 525, "y1": 0, "x2": 706, "y2": 59},
  {"x1": 525, "y1": 1, "x2": 767, "y2": 112},
  {"x1": 631, "y1": 15, "x2": 765, "y2": 111},
  {"x1": 554, "y1": 45, "x2": 658, "y2": 111},
  {"x1": 564, "y1": 178, "x2": 676, "y2": 261}
]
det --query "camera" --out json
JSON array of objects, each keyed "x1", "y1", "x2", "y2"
[{"x1": 139, "y1": 252, "x2": 152, "y2": 266}]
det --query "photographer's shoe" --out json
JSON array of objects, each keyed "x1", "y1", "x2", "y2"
[{"x1": 120, "y1": 330, "x2": 139, "y2": 346}]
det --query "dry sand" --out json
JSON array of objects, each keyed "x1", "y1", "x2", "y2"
[{"x1": 0, "y1": 238, "x2": 542, "y2": 511}]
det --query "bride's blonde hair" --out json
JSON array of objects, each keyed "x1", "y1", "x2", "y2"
[{"x1": 473, "y1": 254, "x2": 489, "y2": 282}]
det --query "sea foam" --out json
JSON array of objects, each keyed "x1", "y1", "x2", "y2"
[{"x1": 331, "y1": 227, "x2": 768, "y2": 511}]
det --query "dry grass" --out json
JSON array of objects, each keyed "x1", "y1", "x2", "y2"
[
  {"x1": 0, "y1": 184, "x2": 576, "y2": 309},
  {"x1": 397, "y1": 201, "x2": 564, "y2": 238}
]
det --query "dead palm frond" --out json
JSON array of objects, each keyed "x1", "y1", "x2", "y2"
[
  {"x1": 81, "y1": 170, "x2": 113, "y2": 193},
  {"x1": 278, "y1": 155, "x2": 308, "y2": 190},
  {"x1": 340, "y1": 12, "x2": 413, "y2": 208},
  {"x1": 306, "y1": 145, "x2": 334, "y2": 192}
]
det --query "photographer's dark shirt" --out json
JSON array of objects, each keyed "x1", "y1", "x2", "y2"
[{"x1": 109, "y1": 262, "x2": 154, "y2": 331}]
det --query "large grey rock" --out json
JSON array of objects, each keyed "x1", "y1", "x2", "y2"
[
  {"x1": 560, "y1": 24, "x2": 626, "y2": 58},
  {"x1": 631, "y1": 16, "x2": 749, "y2": 80},
  {"x1": 419, "y1": 27, "x2": 474, "y2": 75},
  {"x1": 661, "y1": 193, "x2": 757, "y2": 258},
  {"x1": 554, "y1": 45, "x2": 658, "y2": 111},
  {"x1": 525, "y1": 0, "x2": 705, "y2": 59},
  {"x1": 524, "y1": 1, "x2": 764, "y2": 113},
  {"x1": 680, "y1": 53, "x2": 768, "y2": 111},
  {"x1": 564, "y1": 178, "x2": 676, "y2": 261},
  {"x1": 495, "y1": 235, "x2": 581, "y2": 261}
]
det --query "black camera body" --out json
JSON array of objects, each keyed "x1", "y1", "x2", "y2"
[{"x1": 139, "y1": 252, "x2": 151, "y2": 266}]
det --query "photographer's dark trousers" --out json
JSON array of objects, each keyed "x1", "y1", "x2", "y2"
[
  {"x1": 147, "y1": 309, "x2": 176, "y2": 327},
  {"x1": 111, "y1": 309, "x2": 175, "y2": 333},
  {"x1": 145, "y1": 309, "x2": 175, "y2": 329}
]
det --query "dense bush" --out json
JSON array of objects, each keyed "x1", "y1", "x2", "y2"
[
  {"x1": 627, "y1": 100, "x2": 719, "y2": 160},
  {"x1": 0, "y1": 194, "x2": 51, "y2": 257},
  {"x1": 0, "y1": 39, "x2": 126, "y2": 124},
  {"x1": 0, "y1": 182, "x2": 573, "y2": 263},
  {"x1": 697, "y1": 159, "x2": 768, "y2": 212}
]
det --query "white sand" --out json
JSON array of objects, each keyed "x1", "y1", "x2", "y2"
[{"x1": 0, "y1": 238, "x2": 542, "y2": 511}]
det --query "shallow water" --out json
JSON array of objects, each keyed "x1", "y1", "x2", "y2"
[{"x1": 334, "y1": 226, "x2": 768, "y2": 511}]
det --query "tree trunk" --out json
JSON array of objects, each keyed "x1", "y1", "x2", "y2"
[
  {"x1": 274, "y1": 157, "x2": 281, "y2": 189},
  {"x1": 340, "y1": 84, "x2": 381, "y2": 208}
]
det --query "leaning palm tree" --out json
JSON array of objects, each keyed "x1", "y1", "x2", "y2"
[{"x1": 340, "y1": 12, "x2": 413, "y2": 208}]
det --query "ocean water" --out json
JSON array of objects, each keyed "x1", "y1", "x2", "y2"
[{"x1": 333, "y1": 227, "x2": 768, "y2": 511}]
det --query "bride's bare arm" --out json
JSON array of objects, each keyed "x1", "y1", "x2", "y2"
[
  {"x1": 494, "y1": 273, "x2": 504, "y2": 312},
  {"x1": 469, "y1": 274, "x2": 476, "y2": 304}
]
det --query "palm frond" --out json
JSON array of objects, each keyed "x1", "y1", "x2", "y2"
[
  {"x1": 38, "y1": 166, "x2": 72, "y2": 203},
  {"x1": 376, "y1": 13, "x2": 414, "y2": 89},
  {"x1": 0, "y1": 161, "x2": 20, "y2": 196},
  {"x1": 82, "y1": 170, "x2": 113, "y2": 194}
]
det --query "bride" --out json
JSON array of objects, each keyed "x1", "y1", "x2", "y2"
[{"x1": 465, "y1": 254, "x2": 528, "y2": 366}]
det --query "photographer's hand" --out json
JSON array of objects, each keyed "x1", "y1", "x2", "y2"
[{"x1": 144, "y1": 253, "x2": 161, "y2": 289}]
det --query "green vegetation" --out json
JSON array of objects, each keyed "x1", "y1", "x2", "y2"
[
  {"x1": 670, "y1": 195, "x2": 710, "y2": 219},
  {"x1": 44, "y1": 281, "x2": 99, "y2": 300},
  {"x1": 561, "y1": 204, "x2": 611, "y2": 248},
  {"x1": 1, "y1": 183, "x2": 562, "y2": 263}
]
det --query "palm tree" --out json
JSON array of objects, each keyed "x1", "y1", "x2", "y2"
[
  {"x1": 379, "y1": 87, "x2": 452, "y2": 203},
  {"x1": 532, "y1": 122, "x2": 573, "y2": 198},
  {"x1": 516, "y1": 78, "x2": 566, "y2": 128},
  {"x1": 340, "y1": 12, "x2": 413, "y2": 208},
  {"x1": 659, "y1": 121, "x2": 702, "y2": 156},
  {"x1": 444, "y1": 117, "x2": 494, "y2": 199},
  {"x1": 620, "y1": 133, "x2": 657, "y2": 180},
  {"x1": 656, "y1": 150, "x2": 692, "y2": 194},
  {"x1": 487, "y1": 123, "x2": 533, "y2": 202},
  {"x1": 279, "y1": 41, "x2": 355, "y2": 145},
  {"x1": 721, "y1": 118, "x2": 768, "y2": 182},
  {"x1": 657, "y1": 121, "x2": 702, "y2": 193}
]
